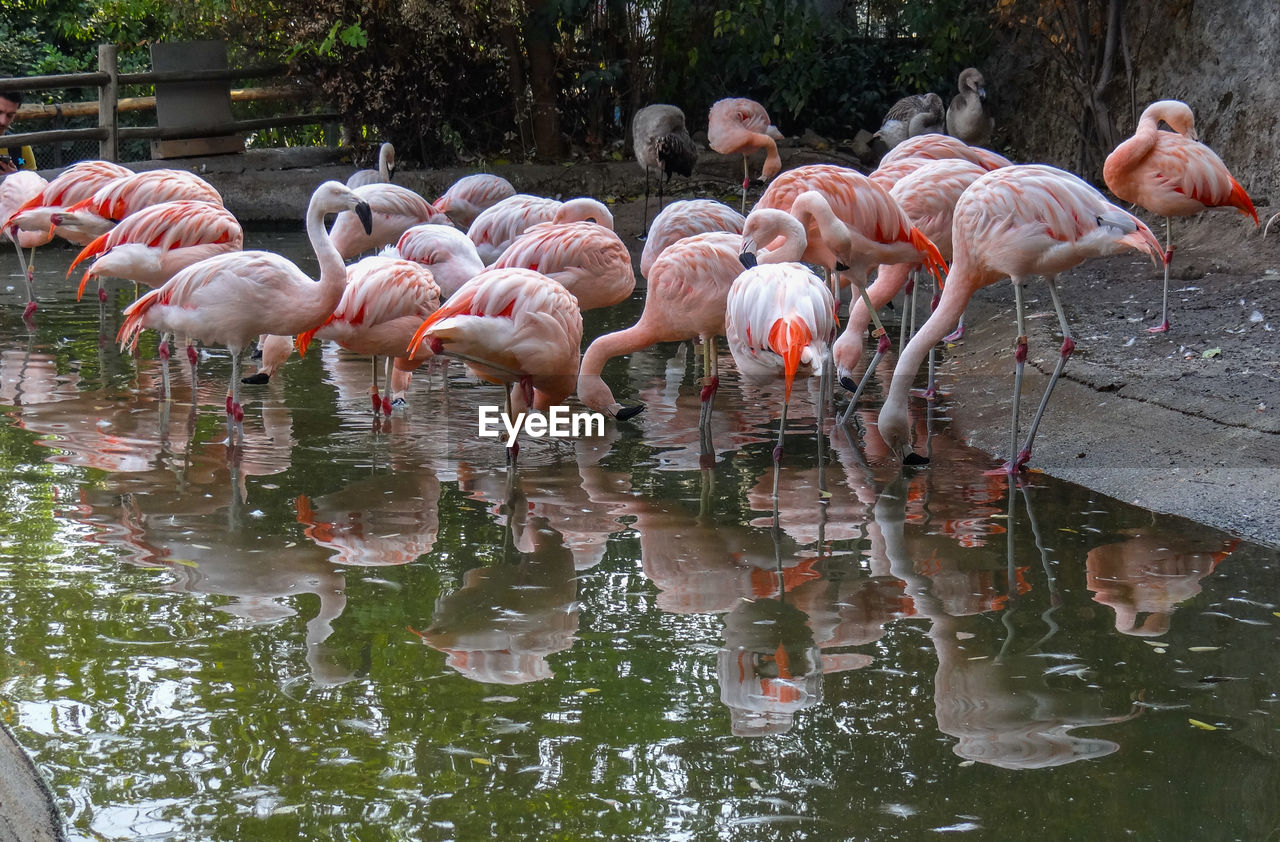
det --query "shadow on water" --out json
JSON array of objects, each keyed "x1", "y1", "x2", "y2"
[{"x1": 0, "y1": 235, "x2": 1277, "y2": 840}]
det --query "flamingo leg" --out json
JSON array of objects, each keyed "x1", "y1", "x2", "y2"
[
  {"x1": 228, "y1": 349, "x2": 245, "y2": 443},
  {"x1": 840, "y1": 332, "x2": 890, "y2": 425},
  {"x1": 382, "y1": 356, "x2": 394, "y2": 415},
  {"x1": 899, "y1": 270, "x2": 913, "y2": 351},
  {"x1": 698, "y1": 335, "x2": 718, "y2": 460},
  {"x1": 158, "y1": 334, "x2": 172, "y2": 401},
  {"x1": 740, "y1": 155, "x2": 749, "y2": 214},
  {"x1": 370, "y1": 354, "x2": 382, "y2": 414},
  {"x1": 1149, "y1": 216, "x2": 1173, "y2": 333},
  {"x1": 1008, "y1": 283, "x2": 1028, "y2": 474},
  {"x1": 925, "y1": 286, "x2": 940, "y2": 400},
  {"x1": 10, "y1": 234, "x2": 36, "y2": 321},
  {"x1": 772, "y1": 397, "x2": 789, "y2": 500},
  {"x1": 640, "y1": 166, "x2": 652, "y2": 240},
  {"x1": 1015, "y1": 276, "x2": 1074, "y2": 471}
]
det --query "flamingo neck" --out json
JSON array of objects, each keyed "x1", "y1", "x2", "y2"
[{"x1": 306, "y1": 197, "x2": 348, "y2": 313}]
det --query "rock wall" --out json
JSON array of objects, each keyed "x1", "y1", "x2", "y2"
[{"x1": 985, "y1": 0, "x2": 1278, "y2": 205}]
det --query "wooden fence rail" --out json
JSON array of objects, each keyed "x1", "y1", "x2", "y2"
[{"x1": 0, "y1": 44, "x2": 337, "y2": 164}]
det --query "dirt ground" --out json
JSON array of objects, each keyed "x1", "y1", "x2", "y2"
[{"x1": 595, "y1": 151, "x2": 1280, "y2": 549}]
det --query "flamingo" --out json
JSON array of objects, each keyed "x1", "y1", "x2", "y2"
[
  {"x1": 724, "y1": 260, "x2": 836, "y2": 497},
  {"x1": 346, "y1": 142, "x2": 396, "y2": 187},
  {"x1": 432, "y1": 173, "x2": 516, "y2": 230},
  {"x1": 407, "y1": 267, "x2": 583, "y2": 457},
  {"x1": 0, "y1": 170, "x2": 52, "y2": 317},
  {"x1": 707, "y1": 97, "x2": 783, "y2": 212},
  {"x1": 329, "y1": 182, "x2": 452, "y2": 260},
  {"x1": 873, "y1": 92, "x2": 945, "y2": 154},
  {"x1": 53, "y1": 168, "x2": 223, "y2": 243},
  {"x1": 577, "y1": 231, "x2": 743, "y2": 433},
  {"x1": 878, "y1": 132, "x2": 1011, "y2": 171},
  {"x1": 70, "y1": 200, "x2": 244, "y2": 301},
  {"x1": 946, "y1": 68, "x2": 994, "y2": 147},
  {"x1": 394, "y1": 223, "x2": 485, "y2": 298},
  {"x1": 490, "y1": 220, "x2": 634, "y2": 311},
  {"x1": 117, "y1": 180, "x2": 373, "y2": 436},
  {"x1": 639, "y1": 199, "x2": 744, "y2": 278},
  {"x1": 877, "y1": 164, "x2": 1163, "y2": 473},
  {"x1": 632, "y1": 104, "x2": 697, "y2": 234},
  {"x1": 3, "y1": 160, "x2": 132, "y2": 244},
  {"x1": 833, "y1": 159, "x2": 987, "y2": 405},
  {"x1": 467, "y1": 195, "x2": 613, "y2": 265},
  {"x1": 293, "y1": 252, "x2": 442, "y2": 414},
  {"x1": 1103, "y1": 99, "x2": 1257, "y2": 333}
]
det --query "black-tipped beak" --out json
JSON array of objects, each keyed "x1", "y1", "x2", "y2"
[
  {"x1": 978, "y1": 87, "x2": 987, "y2": 101},
  {"x1": 903, "y1": 451, "x2": 930, "y2": 466},
  {"x1": 834, "y1": 261, "x2": 850, "y2": 272},
  {"x1": 838, "y1": 376, "x2": 858, "y2": 393},
  {"x1": 355, "y1": 201, "x2": 374, "y2": 235},
  {"x1": 241, "y1": 372, "x2": 270, "y2": 385},
  {"x1": 739, "y1": 251, "x2": 758, "y2": 270},
  {"x1": 615, "y1": 404, "x2": 645, "y2": 422},
  {"x1": 388, "y1": 166, "x2": 397, "y2": 183}
]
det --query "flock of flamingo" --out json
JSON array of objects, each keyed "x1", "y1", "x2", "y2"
[{"x1": 0, "y1": 89, "x2": 1260, "y2": 490}]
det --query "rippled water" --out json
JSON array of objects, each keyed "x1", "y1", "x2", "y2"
[{"x1": 0, "y1": 232, "x2": 1277, "y2": 841}]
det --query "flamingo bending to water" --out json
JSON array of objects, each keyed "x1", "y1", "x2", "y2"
[
  {"x1": 877, "y1": 165, "x2": 1163, "y2": 473},
  {"x1": 54, "y1": 168, "x2": 223, "y2": 243},
  {"x1": 1103, "y1": 99, "x2": 1257, "y2": 332},
  {"x1": 491, "y1": 220, "x2": 634, "y2": 311},
  {"x1": 3, "y1": 160, "x2": 132, "y2": 244},
  {"x1": 0, "y1": 170, "x2": 51, "y2": 317},
  {"x1": 117, "y1": 181, "x2": 372, "y2": 436},
  {"x1": 433, "y1": 173, "x2": 516, "y2": 231},
  {"x1": 394, "y1": 223, "x2": 485, "y2": 298},
  {"x1": 639, "y1": 199, "x2": 745, "y2": 278}
]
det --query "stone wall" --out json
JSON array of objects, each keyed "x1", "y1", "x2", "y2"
[{"x1": 985, "y1": 1, "x2": 1278, "y2": 204}]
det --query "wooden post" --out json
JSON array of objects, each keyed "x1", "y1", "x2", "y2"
[{"x1": 98, "y1": 44, "x2": 118, "y2": 162}]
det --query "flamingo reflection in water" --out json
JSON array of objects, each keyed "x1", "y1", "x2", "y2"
[
  {"x1": 295, "y1": 470, "x2": 442, "y2": 568},
  {"x1": 874, "y1": 474, "x2": 1139, "y2": 769},
  {"x1": 1086, "y1": 529, "x2": 1237, "y2": 637},
  {"x1": 410, "y1": 494, "x2": 580, "y2": 685}
]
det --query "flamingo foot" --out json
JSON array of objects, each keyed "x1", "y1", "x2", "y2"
[
  {"x1": 22, "y1": 300, "x2": 37, "y2": 320},
  {"x1": 1147, "y1": 319, "x2": 1170, "y2": 334},
  {"x1": 923, "y1": 385, "x2": 938, "y2": 400}
]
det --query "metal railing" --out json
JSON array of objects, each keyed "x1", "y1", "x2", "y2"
[{"x1": 0, "y1": 45, "x2": 338, "y2": 163}]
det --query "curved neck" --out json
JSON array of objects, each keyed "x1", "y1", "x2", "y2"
[{"x1": 307, "y1": 195, "x2": 348, "y2": 311}]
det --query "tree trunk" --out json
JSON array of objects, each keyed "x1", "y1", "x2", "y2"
[{"x1": 525, "y1": 0, "x2": 565, "y2": 161}]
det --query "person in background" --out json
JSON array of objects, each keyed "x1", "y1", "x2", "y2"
[{"x1": 0, "y1": 91, "x2": 36, "y2": 175}]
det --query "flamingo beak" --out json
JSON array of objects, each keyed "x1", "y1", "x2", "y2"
[{"x1": 354, "y1": 201, "x2": 374, "y2": 235}]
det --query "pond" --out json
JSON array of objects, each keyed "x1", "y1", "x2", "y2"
[{"x1": 1, "y1": 231, "x2": 1278, "y2": 841}]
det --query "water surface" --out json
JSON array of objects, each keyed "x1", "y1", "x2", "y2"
[{"x1": 0, "y1": 232, "x2": 1277, "y2": 841}]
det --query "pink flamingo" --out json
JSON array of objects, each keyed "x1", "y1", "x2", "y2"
[
  {"x1": 293, "y1": 252, "x2": 442, "y2": 414},
  {"x1": 54, "y1": 168, "x2": 223, "y2": 243},
  {"x1": 577, "y1": 230, "x2": 742, "y2": 433},
  {"x1": 393, "y1": 223, "x2": 484, "y2": 298},
  {"x1": 3, "y1": 160, "x2": 132, "y2": 244},
  {"x1": 1103, "y1": 99, "x2": 1257, "y2": 332},
  {"x1": 0, "y1": 170, "x2": 52, "y2": 317},
  {"x1": 468, "y1": 195, "x2": 613, "y2": 265},
  {"x1": 70, "y1": 200, "x2": 244, "y2": 301},
  {"x1": 117, "y1": 181, "x2": 372, "y2": 437},
  {"x1": 433, "y1": 173, "x2": 517, "y2": 230},
  {"x1": 639, "y1": 199, "x2": 744, "y2": 278},
  {"x1": 329, "y1": 182, "x2": 452, "y2": 260},
  {"x1": 833, "y1": 159, "x2": 987, "y2": 405},
  {"x1": 346, "y1": 142, "x2": 395, "y2": 187},
  {"x1": 877, "y1": 165, "x2": 1163, "y2": 473},
  {"x1": 878, "y1": 132, "x2": 1011, "y2": 171},
  {"x1": 707, "y1": 97, "x2": 784, "y2": 212},
  {"x1": 725, "y1": 259, "x2": 836, "y2": 497},
  {"x1": 407, "y1": 267, "x2": 582, "y2": 456},
  {"x1": 490, "y1": 220, "x2": 634, "y2": 311}
]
